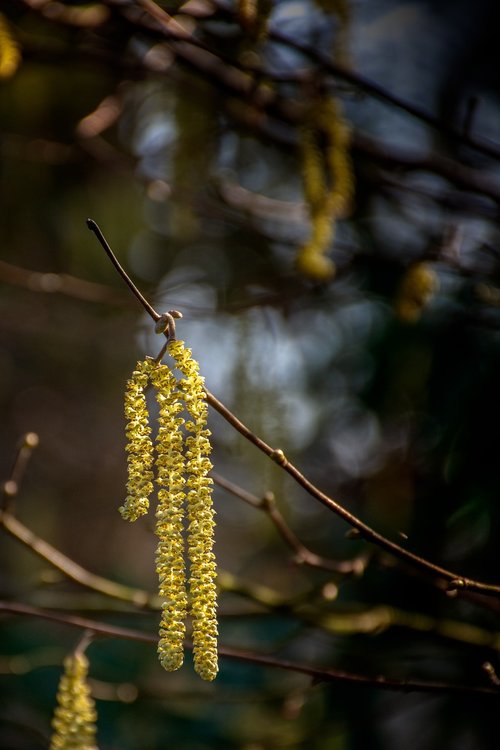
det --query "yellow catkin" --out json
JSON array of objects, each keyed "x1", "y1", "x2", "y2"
[
  {"x1": 50, "y1": 653, "x2": 98, "y2": 750},
  {"x1": 150, "y1": 362, "x2": 188, "y2": 672},
  {"x1": 312, "y1": 0, "x2": 351, "y2": 67},
  {"x1": 320, "y1": 96, "x2": 354, "y2": 219},
  {"x1": 167, "y1": 339, "x2": 218, "y2": 682},
  {"x1": 238, "y1": 0, "x2": 273, "y2": 40},
  {"x1": 119, "y1": 343, "x2": 217, "y2": 680},
  {"x1": 296, "y1": 94, "x2": 354, "y2": 281},
  {"x1": 395, "y1": 262, "x2": 438, "y2": 322},
  {"x1": 120, "y1": 359, "x2": 155, "y2": 522},
  {"x1": 300, "y1": 124, "x2": 328, "y2": 213},
  {"x1": 238, "y1": 0, "x2": 257, "y2": 28},
  {"x1": 0, "y1": 13, "x2": 21, "y2": 79}
]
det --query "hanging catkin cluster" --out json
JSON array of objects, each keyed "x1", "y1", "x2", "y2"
[
  {"x1": 121, "y1": 340, "x2": 218, "y2": 681},
  {"x1": 297, "y1": 94, "x2": 355, "y2": 281},
  {"x1": 50, "y1": 652, "x2": 98, "y2": 750}
]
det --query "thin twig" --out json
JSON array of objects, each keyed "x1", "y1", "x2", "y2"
[
  {"x1": 129, "y1": 0, "x2": 500, "y2": 163},
  {"x1": 265, "y1": 27, "x2": 500, "y2": 164},
  {"x1": 19, "y1": 3, "x2": 500, "y2": 210},
  {"x1": 212, "y1": 472, "x2": 367, "y2": 575},
  {"x1": 1, "y1": 601, "x2": 498, "y2": 697},
  {"x1": 87, "y1": 220, "x2": 500, "y2": 598},
  {"x1": 0, "y1": 259, "x2": 132, "y2": 306},
  {"x1": 86, "y1": 219, "x2": 160, "y2": 321},
  {"x1": 218, "y1": 571, "x2": 500, "y2": 653},
  {"x1": 0, "y1": 510, "x2": 158, "y2": 608},
  {"x1": 0, "y1": 432, "x2": 156, "y2": 606},
  {"x1": 1, "y1": 433, "x2": 39, "y2": 513},
  {"x1": 205, "y1": 390, "x2": 500, "y2": 597}
]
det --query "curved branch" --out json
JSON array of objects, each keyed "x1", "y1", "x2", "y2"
[
  {"x1": 205, "y1": 390, "x2": 500, "y2": 597},
  {"x1": 1, "y1": 601, "x2": 498, "y2": 697},
  {"x1": 0, "y1": 510, "x2": 158, "y2": 608},
  {"x1": 87, "y1": 221, "x2": 500, "y2": 599},
  {"x1": 212, "y1": 471, "x2": 367, "y2": 575},
  {"x1": 266, "y1": 28, "x2": 500, "y2": 162}
]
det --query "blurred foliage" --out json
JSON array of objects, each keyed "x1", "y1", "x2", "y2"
[{"x1": 1, "y1": 0, "x2": 500, "y2": 748}]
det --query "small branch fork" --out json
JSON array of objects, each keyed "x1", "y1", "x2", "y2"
[
  {"x1": 86, "y1": 219, "x2": 500, "y2": 600},
  {"x1": 211, "y1": 471, "x2": 368, "y2": 576},
  {"x1": 1, "y1": 410, "x2": 498, "y2": 697}
]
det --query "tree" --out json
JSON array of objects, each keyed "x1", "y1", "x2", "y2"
[{"x1": 1, "y1": 1, "x2": 500, "y2": 748}]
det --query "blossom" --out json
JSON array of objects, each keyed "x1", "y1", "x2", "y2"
[
  {"x1": 151, "y1": 363, "x2": 188, "y2": 671},
  {"x1": 168, "y1": 339, "x2": 218, "y2": 681},
  {"x1": 119, "y1": 342, "x2": 218, "y2": 680},
  {"x1": 120, "y1": 359, "x2": 154, "y2": 522},
  {"x1": 50, "y1": 652, "x2": 98, "y2": 750}
]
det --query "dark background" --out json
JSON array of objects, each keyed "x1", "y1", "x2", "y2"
[{"x1": 1, "y1": 1, "x2": 500, "y2": 748}]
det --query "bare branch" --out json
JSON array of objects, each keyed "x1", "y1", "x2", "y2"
[
  {"x1": 212, "y1": 472, "x2": 367, "y2": 575},
  {"x1": 87, "y1": 221, "x2": 500, "y2": 599},
  {"x1": 2, "y1": 433, "x2": 39, "y2": 513},
  {"x1": 2, "y1": 601, "x2": 498, "y2": 697},
  {"x1": 0, "y1": 510, "x2": 158, "y2": 608}
]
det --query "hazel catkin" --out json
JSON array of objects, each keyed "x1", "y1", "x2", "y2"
[
  {"x1": 120, "y1": 343, "x2": 218, "y2": 680},
  {"x1": 50, "y1": 653, "x2": 98, "y2": 750}
]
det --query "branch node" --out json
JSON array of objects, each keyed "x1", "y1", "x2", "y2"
[
  {"x1": 446, "y1": 578, "x2": 465, "y2": 597},
  {"x1": 351, "y1": 556, "x2": 367, "y2": 577},
  {"x1": 270, "y1": 448, "x2": 287, "y2": 466},
  {"x1": 261, "y1": 490, "x2": 275, "y2": 510},
  {"x1": 322, "y1": 582, "x2": 339, "y2": 601},
  {"x1": 154, "y1": 310, "x2": 183, "y2": 341},
  {"x1": 23, "y1": 432, "x2": 39, "y2": 449},
  {"x1": 3, "y1": 480, "x2": 18, "y2": 497},
  {"x1": 482, "y1": 661, "x2": 500, "y2": 687},
  {"x1": 345, "y1": 528, "x2": 361, "y2": 540}
]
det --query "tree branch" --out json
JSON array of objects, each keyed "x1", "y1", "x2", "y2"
[
  {"x1": 0, "y1": 510, "x2": 158, "y2": 608},
  {"x1": 2, "y1": 601, "x2": 498, "y2": 697},
  {"x1": 212, "y1": 471, "x2": 368, "y2": 575},
  {"x1": 87, "y1": 221, "x2": 500, "y2": 599}
]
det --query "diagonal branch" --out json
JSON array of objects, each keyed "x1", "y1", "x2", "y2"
[
  {"x1": 87, "y1": 220, "x2": 500, "y2": 599},
  {"x1": 0, "y1": 510, "x2": 158, "y2": 608},
  {"x1": 1, "y1": 601, "x2": 498, "y2": 697},
  {"x1": 212, "y1": 471, "x2": 368, "y2": 575},
  {"x1": 205, "y1": 390, "x2": 500, "y2": 598}
]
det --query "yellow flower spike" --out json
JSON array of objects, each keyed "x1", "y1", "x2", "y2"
[
  {"x1": 395, "y1": 262, "x2": 439, "y2": 322},
  {"x1": 0, "y1": 14, "x2": 21, "y2": 79},
  {"x1": 320, "y1": 96, "x2": 355, "y2": 219},
  {"x1": 150, "y1": 363, "x2": 188, "y2": 672},
  {"x1": 167, "y1": 339, "x2": 218, "y2": 681},
  {"x1": 120, "y1": 359, "x2": 155, "y2": 522},
  {"x1": 300, "y1": 124, "x2": 327, "y2": 220},
  {"x1": 50, "y1": 652, "x2": 98, "y2": 750},
  {"x1": 119, "y1": 340, "x2": 218, "y2": 679},
  {"x1": 296, "y1": 93, "x2": 355, "y2": 282}
]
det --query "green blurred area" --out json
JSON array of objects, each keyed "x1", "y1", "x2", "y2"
[{"x1": 1, "y1": 1, "x2": 500, "y2": 748}]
